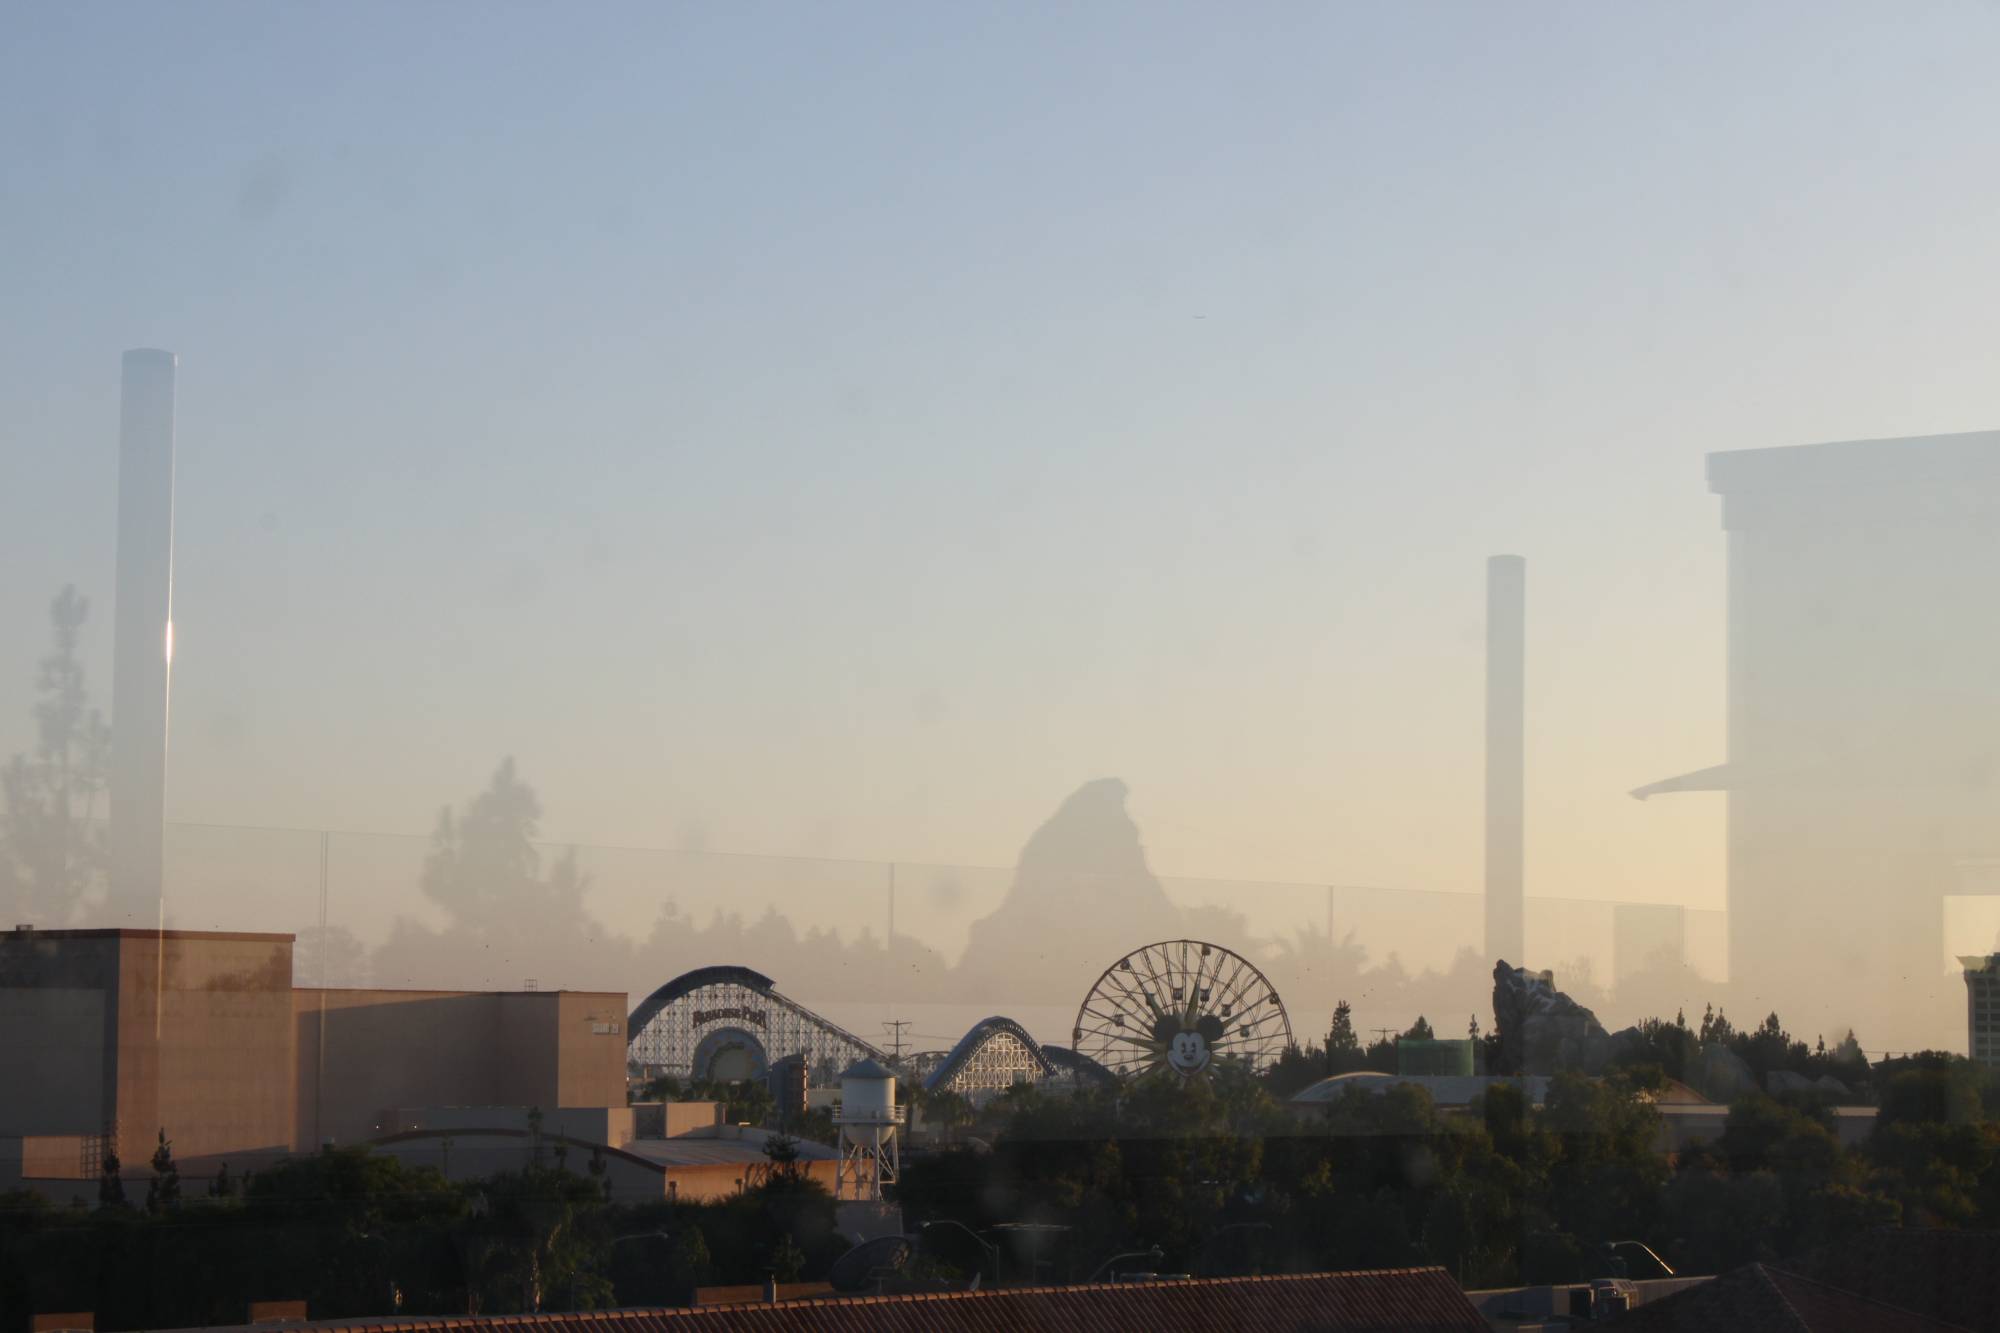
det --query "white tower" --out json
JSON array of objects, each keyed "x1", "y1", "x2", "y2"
[
  {"x1": 832, "y1": 1057, "x2": 902, "y2": 1202},
  {"x1": 111, "y1": 349, "x2": 177, "y2": 921}
]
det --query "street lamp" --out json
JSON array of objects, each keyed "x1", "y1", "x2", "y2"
[
  {"x1": 1600, "y1": 1239, "x2": 1675, "y2": 1277},
  {"x1": 352, "y1": 1231, "x2": 401, "y2": 1313},
  {"x1": 1087, "y1": 1245, "x2": 1165, "y2": 1284},
  {"x1": 609, "y1": 1228, "x2": 672, "y2": 1248},
  {"x1": 920, "y1": 1219, "x2": 1002, "y2": 1287},
  {"x1": 989, "y1": 1222, "x2": 1069, "y2": 1285}
]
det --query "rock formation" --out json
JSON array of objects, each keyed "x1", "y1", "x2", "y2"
[{"x1": 1491, "y1": 960, "x2": 1613, "y2": 1074}]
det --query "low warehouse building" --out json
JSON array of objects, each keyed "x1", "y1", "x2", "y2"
[{"x1": 0, "y1": 927, "x2": 628, "y2": 1198}]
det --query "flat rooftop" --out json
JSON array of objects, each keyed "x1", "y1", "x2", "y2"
[
  {"x1": 1708, "y1": 428, "x2": 2000, "y2": 494},
  {"x1": 2, "y1": 926, "x2": 295, "y2": 943},
  {"x1": 624, "y1": 1127, "x2": 840, "y2": 1167}
]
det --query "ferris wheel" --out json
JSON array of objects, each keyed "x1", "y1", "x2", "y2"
[{"x1": 1071, "y1": 939, "x2": 1293, "y2": 1078}]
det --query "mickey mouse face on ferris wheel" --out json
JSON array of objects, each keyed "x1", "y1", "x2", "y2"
[{"x1": 1153, "y1": 1012, "x2": 1227, "y2": 1075}]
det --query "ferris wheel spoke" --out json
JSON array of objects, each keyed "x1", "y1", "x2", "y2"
[
  {"x1": 1132, "y1": 948, "x2": 1175, "y2": 1010},
  {"x1": 1077, "y1": 1018, "x2": 1149, "y2": 1044},
  {"x1": 1101, "y1": 968, "x2": 1161, "y2": 1018}
]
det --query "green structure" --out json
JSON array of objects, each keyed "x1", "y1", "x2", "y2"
[{"x1": 1397, "y1": 1038, "x2": 1476, "y2": 1077}]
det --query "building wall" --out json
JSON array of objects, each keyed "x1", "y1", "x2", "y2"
[
  {"x1": 116, "y1": 932, "x2": 295, "y2": 1163},
  {"x1": 297, "y1": 990, "x2": 525, "y2": 1149},
  {"x1": 1711, "y1": 435, "x2": 2000, "y2": 1045},
  {"x1": 491, "y1": 992, "x2": 562, "y2": 1108},
  {"x1": 2, "y1": 932, "x2": 625, "y2": 1169},
  {"x1": 295, "y1": 988, "x2": 627, "y2": 1150},
  {"x1": 377, "y1": 1104, "x2": 635, "y2": 1148},
  {"x1": 664, "y1": 1158, "x2": 844, "y2": 1203},
  {"x1": 0, "y1": 930, "x2": 294, "y2": 1163},
  {"x1": 556, "y1": 990, "x2": 629, "y2": 1107},
  {"x1": 0, "y1": 988, "x2": 110, "y2": 1136},
  {"x1": 664, "y1": 1101, "x2": 725, "y2": 1137},
  {"x1": 0, "y1": 931, "x2": 122, "y2": 1138},
  {"x1": 0, "y1": 1135, "x2": 95, "y2": 1194}
]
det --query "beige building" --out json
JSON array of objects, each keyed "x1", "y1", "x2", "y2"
[
  {"x1": 296, "y1": 985, "x2": 626, "y2": 1150},
  {"x1": 366, "y1": 1114, "x2": 842, "y2": 1204},
  {"x1": 0, "y1": 928, "x2": 295, "y2": 1176},
  {"x1": 0, "y1": 927, "x2": 626, "y2": 1197}
]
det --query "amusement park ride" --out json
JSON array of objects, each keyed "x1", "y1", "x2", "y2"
[
  {"x1": 625, "y1": 939, "x2": 1295, "y2": 1100},
  {"x1": 1071, "y1": 939, "x2": 1293, "y2": 1078}
]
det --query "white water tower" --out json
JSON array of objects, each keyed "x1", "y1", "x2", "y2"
[{"x1": 833, "y1": 1057, "x2": 902, "y2": 1201}]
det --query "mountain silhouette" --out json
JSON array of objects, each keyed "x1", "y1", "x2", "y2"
[{"x1": 950, "y1": 778, "x2": 1182, "y2": 1001}]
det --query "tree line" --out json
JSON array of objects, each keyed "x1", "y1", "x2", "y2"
[
  {"x1": 0, "y1": 1127, "x2": 838, "y2": 1331},
  {"x1": 895, "y1": 1030, "x2": 1999, "y2": 1289}
]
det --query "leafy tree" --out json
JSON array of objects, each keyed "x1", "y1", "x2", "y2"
[
  {"x1": 790, "y1": 1105, "x2": 838, "y2": 1147},
  {"x1": 925, "y1": 1088, "x2": 975, "y2": 1143},
  {"x1": 670, "y1": 1225, "x2": 713, "y2": 1295},
  {"x1": 1729, "y1": 1013, "x2": 1813, "y2": 1081},
  {"x1": 1403, "y1": 1015, "x2": 1435, "y2": 1041},
  {"x1": 209, "y1": 1161, "x2": 234, "y2": 1199},
  {"x1": 1534, "y1": 1073, "x2": 1666, "y2": 1266},
  {"x1": 768, "y1": 1232, "x2": 807, "y2": 1283},
  {"x1": 1328, "y1": 1001, "x2": 1358, "y2": 1052},
  {"x1": 634, "y1": 1072, "x2": 774, "y2": 1127},
  {"x1": 146, "y1": 1128, "x2": 181, "y2": 1214},
  {"x1": 1, "y1": 586, "x2": 111, "y2": 923},
  {"x1": 1326, "y1": 1000, "x2": 1369, "y2": 1075},
  {"x1": 1361, "y1": 1034, "x2": 1399, "y2": 1074},
  {"x1": 1876, "y1": 1056, "x2": 1983, "y2": 1131},
  {"x1": 760, "y1": 1131, "x2": 805, "y2": 1185},
  {"x1": 1262, "y1": 1041, "x2": 1331, "y2": 1099},
  {"x1": 1608, "y1": 1014, "x2": 1699, "y2": 1083},
  {"x1": 473, "y1": 1161, "x2": 614, "y2": 1312},
  {"x1": 98, "y1": 1148, "x2": 126, "y2": 1208},
  {"x1": 421, "y1": 758, "x2": 588, "y2": 932}
]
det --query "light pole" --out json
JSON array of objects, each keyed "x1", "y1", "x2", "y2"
[
  {"x1": 353, "y1": 1231, "x2": 400, "y2": 1313},
  {"x1": 989, "y1": 1222, "x2": 1069, "y2": 1285},
  {"x1": 1087, "y1": 1245, "x2": 1164, "y2": 1284},
  {"x1": 609, "y1": 1228, "x2": 672, "y2": 1247},
  {"x1": 1600, "y1": 1239, "x2": 1675, "y2": 1277},
  {"x1": 604, "y1": 1229, "x2": 674, "y2": 1300},
  {"x1": 920, "y1": 1219, "x2": 1002, "y2": 1287}
]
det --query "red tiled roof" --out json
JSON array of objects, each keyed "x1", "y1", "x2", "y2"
[
  {"x1": 1608, "y1": 1263, "x2": 1971, "y2": 1333},
  {"x1": 1788, "y1": 1228, "x2": 2000, "y2": 1333},
  {"x1": 167, "y1": 1268, "x2": 1488, "y2": 1333}
]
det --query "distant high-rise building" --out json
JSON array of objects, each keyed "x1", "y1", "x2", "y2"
[
  {"x1": 1485, "y1": 555, "x2": 1526, "y2": 966},
  {"x1": 1637, "y1": 431, "x2": 2000, "y2": 1044},
  {"x1": 109, "y1": 349, "x2": 177, "y2": 921},
  {"x1": 1962, "y1": 955, "x2": 2000, "y2": 1067}
]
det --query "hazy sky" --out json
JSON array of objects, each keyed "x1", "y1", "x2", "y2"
[{"x1": 5, "y1": 3, "x2": 1999, "y2": 937}]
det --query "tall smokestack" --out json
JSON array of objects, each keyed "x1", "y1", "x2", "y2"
[
  {"x1": 1484, "y1": 554, "x2": 1525, "y2": 965},
  {"x1": 109, "y1": 348, "x2": 176, "y2": 921}
]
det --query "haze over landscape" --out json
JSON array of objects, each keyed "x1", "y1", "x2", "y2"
[
  {"x1": 25, "y1": 8, "x2": 2000, "y2": 1327},
  {"x1": 8, "y1": 3, "x2": 2000, "y2": 1051}
]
